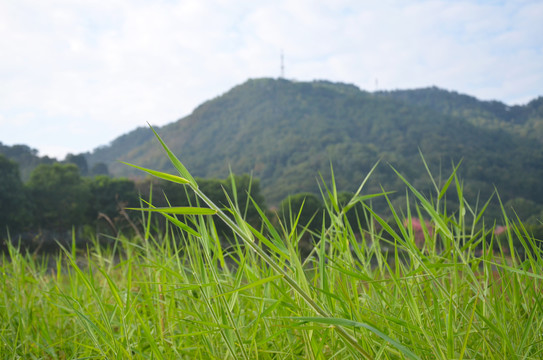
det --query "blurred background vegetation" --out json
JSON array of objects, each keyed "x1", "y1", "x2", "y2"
[{"x1": 1, "y1": 78, "x2": 542, "y2": 251}]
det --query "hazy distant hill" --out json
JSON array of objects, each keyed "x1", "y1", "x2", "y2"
[{"x1": 85, "y1": 78, "x2": 543, "y2": 207}]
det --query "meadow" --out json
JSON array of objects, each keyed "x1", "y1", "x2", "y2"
[{"x1": 1, "y1": 130, "x2": 542, "y2": 359}]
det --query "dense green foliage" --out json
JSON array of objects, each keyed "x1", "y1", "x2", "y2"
[
  {"x1": 27, "y1": 163, "x2": 92, "y2": 230},
  {"x1": 0, "y1": 155, "x2": 29, "y2": 236},
  {"x1": 0, "y1": 152, "x2": 270, "y2": 249},
  {"x1": 0, "y1": 159, "x2": 140, "y2": 249},
  {"x1": 64, "y1": 153, "x2": 89, "y2": 176},
  {"x1": 88, "y1": 175, "x2": 140, "y2": 225},
  {"x1": 85, "y1": 79, "x2": 543, "y2": 216}
]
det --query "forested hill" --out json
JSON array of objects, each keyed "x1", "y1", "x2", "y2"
[
  {"x1": 85, "y1": 78, "x2": 543, "y2": 208},
  {"x1": 376, "y1": 87, "x2": 543, "y2": 141}
]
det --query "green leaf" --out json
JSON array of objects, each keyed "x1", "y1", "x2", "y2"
[
  {"x1": 344, "y1": 191, "x2": 395, "y2": 213},
  {"x1": 126, "y1": 206, "x2": 216, "y2": 216},
  {"x1": 211, "y1": 274, "x2": 283, "y2": 299},
  {"x1": 289, "y1": 317, "x2": 420, "y2": 360},
  {"x1": 483, "y1": 260, "x2": 543, "y2": 280},
  {"x1": 119, "y1": 161, "x2": 190, "y2": 184},
  {"x1": 438, "y1": 160, "x2": 462, "y2": 200},
  {"x1": 148, "y1": 124, "x2": 198, "y2": 187},
  {"x1": 157, "y1": 212, "x2": 202, "y2": 237}
]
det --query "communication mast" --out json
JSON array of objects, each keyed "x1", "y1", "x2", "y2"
[{"x1": 280, "y1": 50, "x2": 285, "y2": 78}]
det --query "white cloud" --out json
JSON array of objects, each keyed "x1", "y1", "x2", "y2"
[{"x1": 0, "y1": 0, "x2": 541, "y2": 158}]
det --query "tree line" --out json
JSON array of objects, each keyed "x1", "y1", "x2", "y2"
[
  {"x1": 1, "y1": 153, "x2": 351, "y2": 252},
  {"x1": 0, "y1": 154, "x2": 137, "y2": 249},
  {"x1": 2, "y1": 148, "x2": 542, "y2": 253}
]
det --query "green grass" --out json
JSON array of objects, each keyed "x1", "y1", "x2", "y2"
[{"x1": 1, "y1": 130, "x2": 542, "y2": 359}]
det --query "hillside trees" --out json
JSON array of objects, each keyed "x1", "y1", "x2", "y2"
[
  {"x1": 64, "y1": 153, "x2": 89, "y2": 176},
  {"x1": 89, "y1": 162, "x2": 109, "y2": 176},
  {"x1": 0, "y1": 155, "x2": 29, "y2": 236},
  {"x1": 27, "y1": 163, "x2": 92, "y2": 231},
  {"x1": 24, "y1": 163, "x2": 139, "y2": 234},
  {"x1": 504, "y1": 197, "x2": 543, "y2": 223},
  {"x1": 88, "y1": 175, "x2": 139, "y2": 225},
  {"x1": 0, "y1": 146, "x2": 141, "y2": 245}
]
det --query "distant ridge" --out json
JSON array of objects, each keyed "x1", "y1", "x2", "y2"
[{"x1": 84, "y1": 78, "x2": 543, "y2": 206}]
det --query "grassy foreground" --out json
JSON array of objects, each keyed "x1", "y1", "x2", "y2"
[{"x1": 1, "y1": 131, "x2": 542, "y2": 359}]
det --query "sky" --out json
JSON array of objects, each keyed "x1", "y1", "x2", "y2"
[{"x1": 1, "y1": 0, "x2": 542, "y2": 159}]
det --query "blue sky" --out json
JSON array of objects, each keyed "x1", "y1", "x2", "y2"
[{"x1": 1, "y1": 0, "x2": 542, "y2": 159}]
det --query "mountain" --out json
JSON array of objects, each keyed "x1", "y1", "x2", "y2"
[{"x1": 85, "y1": 78, "x2": 543, "y2": 209}]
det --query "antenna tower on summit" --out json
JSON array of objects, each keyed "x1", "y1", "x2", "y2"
[{"x1": 280, "y1": 50, "x2": 285, "y2": 78}]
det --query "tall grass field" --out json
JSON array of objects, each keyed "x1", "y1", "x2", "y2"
[{"x1": 1, "y1": 129, "x2": 542, "y2": 359}]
